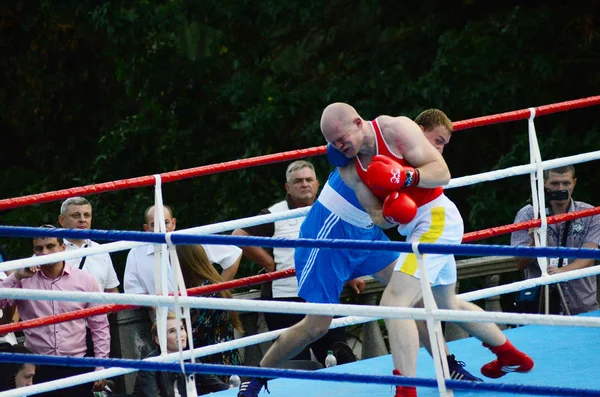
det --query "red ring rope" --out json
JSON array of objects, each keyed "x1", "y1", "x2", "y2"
[
  {"x1": 0, "y1": 147, "x2": 326, "y2": 211},
  {"x1": 0, "y1": 268, "x2": 294, "y2": 334},
  {"x1": 2, "y1": 95, "x2": 600, "y2": 334},
  {"x1": 3, "y1": 205, "x2": 598, "y2": 334},
  {"x1": 452, "y1": 95, "x2": 600, "y2": 130},
  {"x1": 462, "y1": 205, "x2": 600, "y2": 242},
  {"x1": 1, "y1": 95, "x2": 599, "y2": 211}
]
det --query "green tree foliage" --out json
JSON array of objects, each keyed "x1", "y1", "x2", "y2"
[
  {"x1": 0, "y1": 1, "x2": 129, "y2": 256},
  {"x1": 1, "y1": 1, "x2": 599, "y2": 273}
]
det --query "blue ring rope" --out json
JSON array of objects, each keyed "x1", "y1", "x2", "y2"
[
  {"x1": 0, "y1": 225, "x2": 599, "y2": 259},
  {"x1": 0, "y1": 353, "x2": 597, "y2": 396}
]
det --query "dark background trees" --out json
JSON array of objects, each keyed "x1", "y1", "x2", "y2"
[{"x1": 1, "y1": 1, "x2": 599, "y2": 280}]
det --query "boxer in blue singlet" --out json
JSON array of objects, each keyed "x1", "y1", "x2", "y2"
[
  {"x1": 295, "y1": 168, "x2": 399, "y2": 303},
  {"x1": 238, "y1": 110, "x2": 483, "y2": 397}
]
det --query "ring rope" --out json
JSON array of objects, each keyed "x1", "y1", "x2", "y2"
[
  {"x1": 457, "y1": 263, "x2": 600, "y2": 302},
  {"x1": 451, "y1": 95, "x2": 600, "y2": 131},
  {"x1": 411, "y1": 241, "x2": 452, "y2": 393},
  {"x1": 0, "y1": 353, "x2": 597, "y2": 397},
  {"x1": 0, "y1": 201, "x2": 597, "y2": 334},
  {"x1": 462, "y1": 205, "x2": 600, "y2": 242},
  {"x1": 0, "y1": 147, "x2": 325, "y2": 211},
  {"x1": 1, "y1": 97, "x2": 598, "y2": 396},
  {"x1": 2, "y1": 261, "x2": 598, "y2": 336},
  {"x1": 0, "y1": 314, "x2": 374, "y2": 397},
  {"x1": 0, "y1": 268, "x2": 294, "y2": 335},
  {"x1": 0, "y1": 227, "x2": 598, "y2": 261},
  {"x1": 3, "y1": 259, "x2": 598, "y2": 337},
  {"x1": 3, "y1": 194, "x2": 599, "y2": 276},
  {"x1": 0, "y1": 96, "x2": 598, "y2": 211},
  {"x1": 1, "y1": 195, "x2": 597, "y2": 275},
  {"x1": 0, "y1": 207, "x2": 310, "y2": 273},
  {"x1": 1, "y1": 146, "x2": 598, "y2": 273},
  {"x1": 1, "y1": 287, "x2": 600, "y2": 328},
  {"x1": 446, "y1": 149, "x2": 600, "y2": 189}
]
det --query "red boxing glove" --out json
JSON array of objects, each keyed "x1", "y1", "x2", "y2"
[
  {"x1": 382, "y1": 192, "x2": 418, "y2": 224},
  {"x1": 367, "y1": 155, "x2": 420, "y2": 192}
]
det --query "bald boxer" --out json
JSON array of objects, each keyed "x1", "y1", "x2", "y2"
[
  {"x1": 323, "y1": 104, "x2": 534, "y2": 397},
  {"x1": 238, "y1": 109, "x2": 485, "y2": 397}
]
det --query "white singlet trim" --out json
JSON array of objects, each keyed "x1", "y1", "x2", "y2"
[{"x1": 318, "y1": 182, "x2": 374, "y2": 229}]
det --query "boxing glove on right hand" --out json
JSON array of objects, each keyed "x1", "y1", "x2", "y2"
[
  {"x1": 382, "y1": 191, "x2": 417, "y2": 224},
  {"x1": 367, "y1": 155, "x2": 420, "y2": 192}
]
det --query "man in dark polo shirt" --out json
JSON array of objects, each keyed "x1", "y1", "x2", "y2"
[{"x1": 511, "y1": 165, "x2": 600, "y2": 315}]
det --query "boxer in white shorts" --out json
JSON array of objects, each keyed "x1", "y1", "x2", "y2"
[
  {"x1": 395, "y1": 194, "x2": 462, "y2": 286},
  {"x1": 322, "y1": 103, "x2": 533, "y2": 397},
  {"x1": 237, "y1": 109, "x2": 486, "y2": 397}
]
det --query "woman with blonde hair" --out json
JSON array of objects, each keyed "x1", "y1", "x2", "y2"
[
  {"x1": 176, "y1": 244, "x2": 243, "y2": 373},
  {"x1": 133, "y1": 311, "x2": 228, "y2": 396}
]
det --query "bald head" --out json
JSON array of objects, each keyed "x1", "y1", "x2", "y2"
[
  {"x1": 143, "y1": 205, "x2": 176, "y2": 232},
  {"x1": 320, "y1": 103, "x2": 360, "y2": 141},
  {"x1": 319, "y1": 103, "x2": 366, "y2": 158}
]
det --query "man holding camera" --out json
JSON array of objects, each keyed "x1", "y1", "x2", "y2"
[{"x1": 511, "y1": 165, "x2": 600, "y2": 315}]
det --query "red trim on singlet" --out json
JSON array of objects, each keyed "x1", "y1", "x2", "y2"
[{"x1": 355, "y1": 119, "x2": 443, "y2": 207}]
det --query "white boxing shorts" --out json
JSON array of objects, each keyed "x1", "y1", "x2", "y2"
[{"x1": 394, "y1": 194, "x2": 463, "y2": 286}]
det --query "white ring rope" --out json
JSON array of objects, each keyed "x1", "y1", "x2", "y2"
[
  {"x1": 3, "y1": 235, "x2": 596, "y2": 311},
  {"x1": 458, "y1": 262, "x2": 600, "y2": 302},
  {"x1": 1, "y1": 110, "x2": 599, "y2": 395},
  {"x1": 152, "y1": 175, "x2": 197, "y2": 395},
  {"x1": 0, "y1": 207, "x2": 311, "y2": 273},
  {"x1": 0, "y1": 100, "x2": 597, "y2": 397},
  {"x1": 445, "y1": 149, "x2": 600, "y2": 189},
  {"x1": 0, "y1": 156, "x2": 597, "y2": 396},
  {"x1": 2, "y1": 150, "x2": 599, "y2": 273},
  {"x1": 0, "y1": 288, "x2": 598, "y2": 328},
  {"x1": 526, "y1": 108, "x2": 551, "y2": 314},
  {"x1": 164, "y1": 232, "x2": 174, "y2": 248},
  {"x1": 411, "y1": 242, "x2": 451, "y2": 395},
  {"x1": 0, "y1": 315, "x2": 375, "y2": 397},
  {"x1": 152, "y1": 175, "x2": 171, "y2": 358}
]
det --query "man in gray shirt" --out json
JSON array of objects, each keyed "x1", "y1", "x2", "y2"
[{"x1": 511, "y1": 165, "x2": 599, "y2": 315}]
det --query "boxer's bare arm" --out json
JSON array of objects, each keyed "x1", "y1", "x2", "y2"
[
  {"x1": 339, "y1": 162, "x2": 394, "y2": 229},
  {"x1": 378, "y1": 115, "x2": 450, "y2": 188}
]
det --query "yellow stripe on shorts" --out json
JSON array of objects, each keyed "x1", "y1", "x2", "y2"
[{"x1": 400, "y1": 206, "x2": 446, "y2": 275}]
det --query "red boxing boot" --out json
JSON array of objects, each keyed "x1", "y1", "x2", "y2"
[
  {"x1": 392, "y1": 369, "x2": 417, "y2": 397},
  {"x1": 480, "y1": 340, "x2": 534, "y2": 379}
]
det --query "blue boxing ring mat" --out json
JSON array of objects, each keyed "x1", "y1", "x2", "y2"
[{"x1": 215, "y1": 311, "x2": 600, "y2": 396}]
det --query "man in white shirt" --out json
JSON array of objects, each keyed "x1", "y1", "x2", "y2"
[
  {"x1": 58, "y1": 197, "x2": 120, "y2": 293},
  {"x1": 124, "y1": 205, "x2": 242, "y2": 295}
]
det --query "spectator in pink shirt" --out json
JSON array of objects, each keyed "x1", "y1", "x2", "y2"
[{"x1": 0, "y1": 226, "x2": 111, "y2": 397}]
